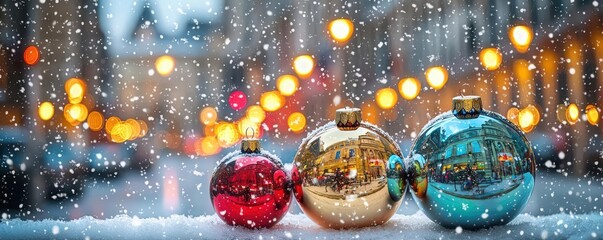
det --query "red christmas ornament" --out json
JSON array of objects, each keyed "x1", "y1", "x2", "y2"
[
  {"x1": 210, "y1": 136, "x2": 291, "y2": 229},
  {"x1": 228, "y1": 90, "x2": 247, "y2": 111}
]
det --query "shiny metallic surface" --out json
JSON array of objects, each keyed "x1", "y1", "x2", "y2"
[
  {"x1": 210, "y1": 151, "x2": 291, "y2": 229},
  {"x1": 408, "y1": 110, "x2": 536, "y2": 229},
  {"x1": 292, "y1": 122, "x2": 406, "y2": 229}
]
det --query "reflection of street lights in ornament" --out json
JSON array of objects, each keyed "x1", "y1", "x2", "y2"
[
  {"x1": 293, "y1": 55, "x2": 314, "y2": 79},
  {"x1": 246, "y1": 105, "x2": 266, "y2": 123},
  {"x1": 398, "y1": 77, "x2": 421, "y2": 100},
  {"x1": 375, "y1": 88, "x2": 398, "y2": 109},
  {"x1": 287, "y1": 112, "x2": 306, "y2": 133},
  {"x1": 566, "y1": 103, "x2": 580, "y2": 125},
  {"x1": 155, "y1": 55, "x2": 175, "y2": 76},
  {"x1": 276, "y1": 74, "x2": 299, "y2": 96},
  {"x1": 328, "y1": 18, "x2": 354, "y2": 44},
  {"x1": 479, "y1": 48, "x2": 503, "y2": 70},
  {"x1": 425, "y1": 66, "x2": 448, "y2": 90},
  {"x1": 260, "y1": 91, "x2": 285, "y2": 112},
  {"x1": 38, "y1": 102, "x2": 54, "y2": 121},
  {"x1": 585, "y1": 104, "x2": 600, "y2": 125},
  {"x1": 200, "y1": 107, "x2": 218, "y2": 125},
  {"x1": 24, "y1": 45, "x2": 40, "y2": 65},
  {"x1": 228, "y1": 90, "x2": 247, "y2": 111},
  {"x1": 509, "y1": 25, "x2": 533, "y2": 53}
]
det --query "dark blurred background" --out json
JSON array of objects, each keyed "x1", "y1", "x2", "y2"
[{"x1": 0, "y1": 0, "x2": 602, "y2": 221}]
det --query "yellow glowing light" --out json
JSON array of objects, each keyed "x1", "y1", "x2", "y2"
[
  {"x1": 38, "y1": 102, "x2": 54, "y2": 121},
  {"x1": 375, "y1": 88, "x2": 398, "y2": 109},
  {"x1": 260, "y1": 91, "x2": 285, "y2": 112},
  {"x1": 246, "y1": 105, "x2": 266, "y2": 123},
  {"x1": 65, "y1": 78, "x2": 86, "y2": 104},
  {"x1": 328, "y1": 18, "x2": 354, "y2": 44},
  {"x1": 526, "y1": 105, "x2": 540, "y2": 126},
  {"x1": 288, "y1": 112, "x2": 307, "y2": 133},
  {"x1": 585, "y1": 104, "x2": 600, "y2": 125},
  {"x1": 64, "y1": 103, "x2": 88, "y2": 125},
  {"x1": 238, "y1": 117, "x2": 261, "y2": 138},
  {"x1": 110, "y1": 122, "x2": 133, "y2": 143},
  {"x1": 513, "y1": 59, "x2": 532, "y2": 84},
  {"x1": 199, "y1": 107, "x2": 218, "y2": 125},
  {"x1": 215, "y1": 122, "x2": 240, "y2": 147},
  {"x1": 105, "y1": 116, "x2": 121, "y2": 133},
  {"x1": 507, "y1": 107, "x2": 520, "y2": 126},
  {"x1": 125, "y1": 119, "x2": 141, "y2": 140},
  {"x1": 293, "y1": 55, "x2": 314, "y2": 79},
  {"x1": 425, "y1": 66, "x2": 448, "y2": 90},
  {"x1": 195, "y1": 136, "x2": 221, "y2": 156},
  {"x1": 480, "y1": 48, "x2": 503, "y2": 70},
  {"x1": 138, "y1": 120, "x2": 148, "y2": 138},
  {"x1": 155, "y1": 55, "x2": 175, "y2": 76},
  {"x1": 509, "y1": 25, "x2": 533, "y2": 53},
  {"x1": 518, "y1": 108, "x2": 535, "y2": 132},
  {"x1": 566, "y1": 103, "x2": 580, "y2": 125},
  {"x1": 276, "y1": 74, "x2": 299, "y2": 96},
  {"x1": 398, "y1": 77, "x2": 421, "y2": 100},
  {"x1": 87, "y1": 111, "x2": 104, "y2": 131}
]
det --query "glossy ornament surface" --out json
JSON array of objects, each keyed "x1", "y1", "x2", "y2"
[
  {"x1": 210, "y1": 138, "x2": 291, "y2": 229},
  {"x1": 408, "y1": 96, "x2": 536, "y2": 229},
  {"x1": 291, "y1": 107, "x2": 406, "y2": 229}
]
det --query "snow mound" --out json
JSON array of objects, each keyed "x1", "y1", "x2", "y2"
[{"x1": 0, "y1": 212, "x2": 601, "y2": 239}]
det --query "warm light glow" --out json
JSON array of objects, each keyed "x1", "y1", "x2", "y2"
[
  {"x1": 87, "y1": 111, "x2": 104, "y2": 131},
  {"x1": 138, "y1": 120, "x2": 148, "y2": 138},
  {"x1": 110, "y1": 122, "x2": 133, "y2": 143},
  {"x1": 526, "y1": 105, "x2": 540, "y2": 126},
  {"x1": 199, "y1": 107, "x2": 218, "y2": 125},
  {"x1": 24, "y1": 45, "x2": 40, "y2": 65},
  {"x1": 215, "y1": 122, "x2": 240, "y2": 147},
  {"x1": 518, "y1": 108, "x2": 535, "y2": 131},
  {"x1": 237, "y1": 117, "x2": 261, "y2": 138},
  {"x1": 260, "y1": 91, "x2": 285, "y2": 112},
  {"x1": 246, "y1": 105, "x2": 266, "y2": 123},
  {"x1": 64, "y1": 103, "x2": 88, "y2": 125},
  {"x1": 509, "y1": 25, "x2": 533, "y2": 53},
  {"x1": 425, "y1": 66, "x2": 448, "y2": 90},
  {"x1": 293, "y1": 55, "x2": 314, "y2": 78},
  {"x1": 328, "y1": 18, "x2": 354, "y2": 44},
  {"x1": 566, "y1": 103, "x2": 580, "y2": 125},
  {"x1": 585, "y1": 104, "x2": 600, "y2": 125},
  {"x1": 507, "y1": 107, "x2": 520, "y2": 126},
  {"x1": 155, "y1": 55, "x2": 175, "y2": 76},
  {"x1": 287, "y1": 112, "x2": 307, "y2": 133},
  {"x1": 38, "y1": 102, "x2": 54, "y2": 121},
  {"x1": 105, "y1": 116, "x2": 121, "y2": 133},
  {"x1": 65, "y1": 78, "x2": 86, "y2": 104},
  {"x1": 480, "y1": 48, "x2": 503, "y2": 70},
  {"x1": 195, "y1": 136, "x2": 221, "y2": 156},
  {"x1": 375, "y1": 88, "x2": 398, "y2": 109},
  {"x1": 276, "y1": 74, "x2": 299, "y2": 96},
  {"x1": 125, "y1": 119, "x2": 141, "y2": 140},
  {"x1": 398, "y1": 77, "x2": 421, "y2": 100},
  {"x1": 513, "y1": 59, "x2": 532, "y2": 84}
]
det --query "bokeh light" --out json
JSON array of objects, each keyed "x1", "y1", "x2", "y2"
[
  {"x1": 23, "y1": 45, "x2": 40, "y2": 65},
  {"x1": 375, "y1": 88, "x2": 398, "y2": 109},
  {"x1": 246, "y1": 105, "x2": 266, "y2": 123},
  {"x1": 479, "y1": 47, "x2": 503, "y2": 70},
  {"x1": 260, "y1": 91, "x2": 285, "y2": 112},
  {"x1": 293, "y1": 55, "x2": 314, "y2": 79},
  {"x1": 507, "y1": 107, "x2": 520, "y2": 126},
  {"x1": 566, "y1": 103, "x2": 580, "y2": 125},
  {"x1": 155, "y1": 55, "x2": 175, "y2": 76},
  {"x1": 526, "y1": 105, "x2": 540, "y2": 126},
  {"x1": 287, "y1": 112, "x2": 307, "y2": 133},
  {"x1": 425, "y1": 66, "x2": 448, "y2": 90},
  {"x1": 199, "y1": 107, "x2": 218, "y2": 125},
  {"x1": 138, "y1": 120, "x2": 148, "y2": 138},
  {"x1": 585, "y1": 104, "x2": 600, "y2": 126},
  {"x1": 110, "y1": 122, "x2": 133, "y2": 143},
  {"x1": 228, "y1": 90, "x2": 247, "y2": 111},
  {"x1": 64, "y1": 103, "x2": 88, "y2": 125},
  {"x1": 238, "y1": 117, "x2": 261, "y2": 138},
  {"x1": 38, "y1": 102, "x2": 54, "y2": 121},
  {"x1": 65, "y1": 78, "x2": 86, "y2": 104},
  {"x1": 398, "y1": 77, "x2": 421, "y2": 100},
  {"x1": 215, "y1": 122, "x2": 240, "y2": 147},
  {"x1": 276, "y1": 74, "x2": 299, "y2": 96},
  {"x1": 105, "y1": 116, "x2": 121, "y2": 133},
  {"x1": 328, "y1": 18, "x2": 354, "y2": 44},
  {"x1": 195, "y1": 136, "x2": 221, "y2": 156},
  {"x1": 509, "y1": 25, "x2": 533, "y2": 53},
  {"x1": 125, "y1": 119, "x2": 141, "y2": 140},
  {"x1": 87, "y1": 111, "x2": 104, "y2": 131}
]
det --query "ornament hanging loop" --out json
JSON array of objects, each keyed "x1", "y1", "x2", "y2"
[
  {"x1": 245, "y1": 127, "x2": 255, "y2": 139},
  {"x1": 344, "y1": 99, "x2": 355, "y2": 109}
]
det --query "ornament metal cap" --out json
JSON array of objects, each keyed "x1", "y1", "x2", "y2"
[
  {"x1": 452, "y1": 95, "x2": 482, "y2": 119},
  {"x1": 335, "y1": 106, "x2": 362, "y2": 131},
  {"x1": 241, "y1": 128, "x2": 261, "y2": 153}
]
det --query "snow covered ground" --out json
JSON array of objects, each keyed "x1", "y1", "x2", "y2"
[{"x1": 1, "y1": 211, "x2": 601, "y2": 239}]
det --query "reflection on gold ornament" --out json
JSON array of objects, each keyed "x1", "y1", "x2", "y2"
[
  {"x1": 38, "y1": 102, "x2": 54, "y2": 121},
  {"x1": 480, "y1": 48, "x2": 502, "y2": 70},
  {"x1": 398, "y1": 77, "x2": 421, "y2": 100},
  {"x1": 375, "y1": 88, "x2": 398, "y2": 109},
  {"x1": 425, "y1": 66, "x2": 448, "y2": 90}
]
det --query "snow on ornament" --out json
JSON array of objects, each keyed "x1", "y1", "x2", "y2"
[
  {"x1": 291, "y1": 105, "x2": 407, "y2": 228},
  {"x1": 407, "y1": 95, "x2": 536, "y2": 230},
  {"x1": 228, "y1": 90, "x2": 247, "y2": 111},
  {"x1": 210, "y1": 132, "x2": 291, "y2": 229}
]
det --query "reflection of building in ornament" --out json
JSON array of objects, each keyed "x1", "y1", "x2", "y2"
[{"x1": 359, "y1": 132, "x2": 387, "y2": 178}]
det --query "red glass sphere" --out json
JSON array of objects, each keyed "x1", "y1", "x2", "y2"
[
  {"x1": 210, "y1": 153, "x2": 291, "y2": 228},
  {"x1": 228, "y1": 90, "x2": 247, "y2": 111}
]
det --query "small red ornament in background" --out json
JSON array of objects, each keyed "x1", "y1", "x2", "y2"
[
  {"x1": 228, "y1": 90, "x2": 247, "y2": 111},
  {"x1": 210, "y1": 136, "x2": 291, "y2": 229},
  {"x1": 24, "y1": 45, "x2": 40, "y2": 65}
]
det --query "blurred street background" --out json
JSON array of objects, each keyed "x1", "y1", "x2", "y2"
[{"x1": 1, "y1": 0, "x2": 602, "y2": 220}]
